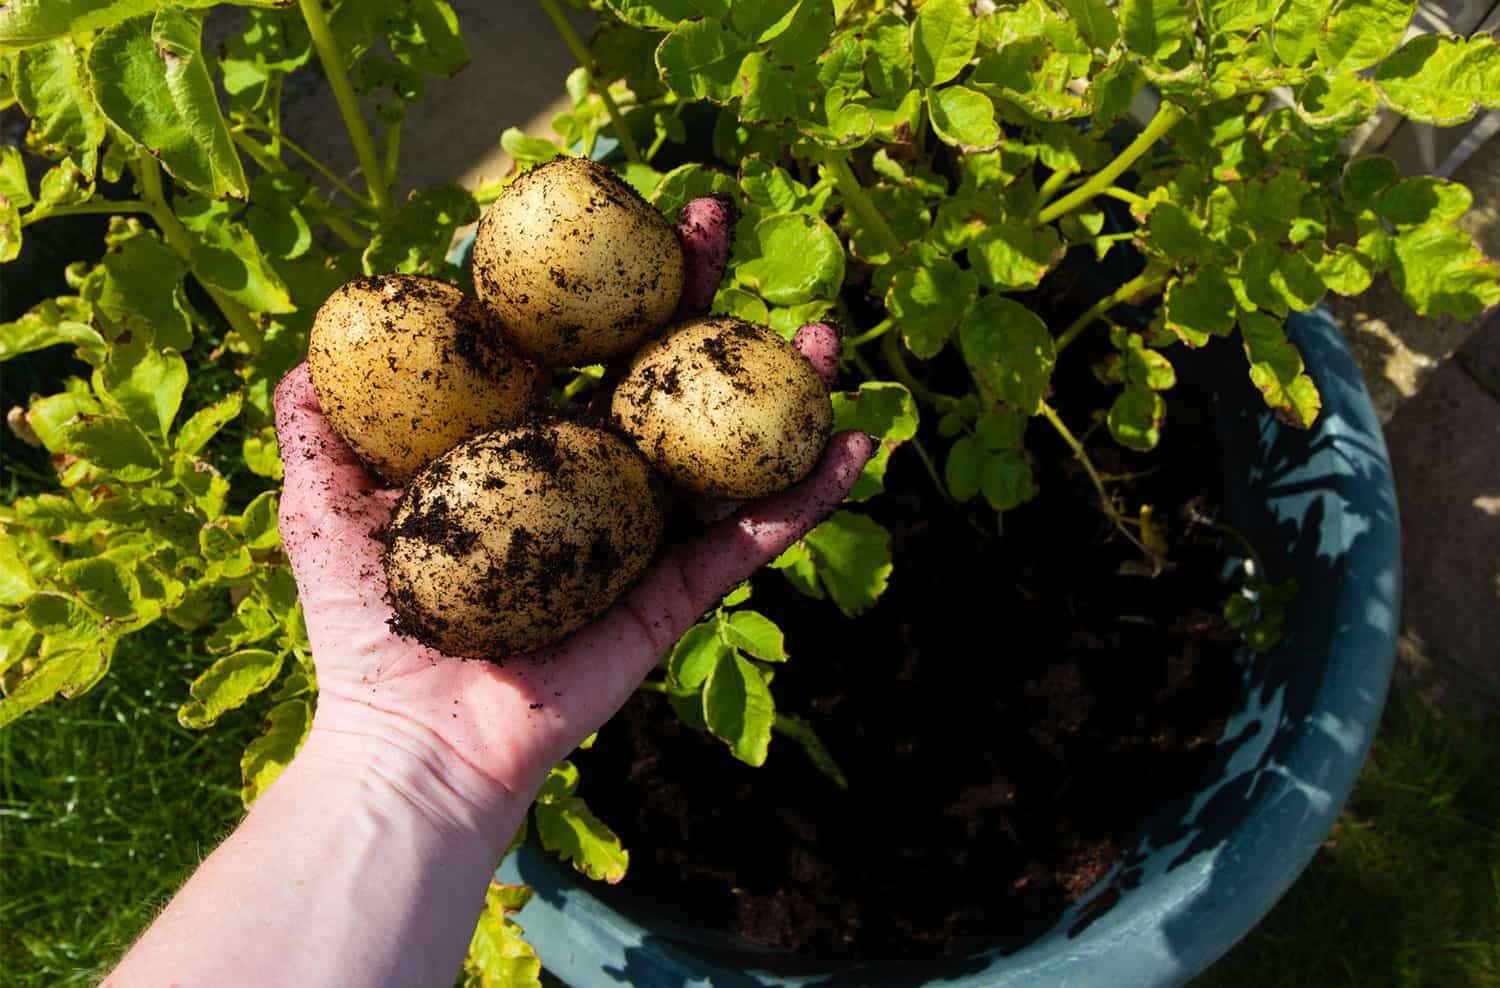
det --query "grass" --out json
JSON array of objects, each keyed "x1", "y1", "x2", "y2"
[
  {"x1": 0, "y1": 625, "x2": 259, "y2": 988},
  {"x1": 1195, "y1": 687, "x2": 1500, "y2": 987},
  {"x1": 2, "y1": 662, "x2": 1495, "y2": 987}
]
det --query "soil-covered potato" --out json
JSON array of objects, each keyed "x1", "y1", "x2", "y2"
[
  {"x1": 610, "y1": 316, "x2": 833, "y2": 499},
  {"x1": 471, "y1": 156, "x2": 684, "y2": 367},
  {"x1": 383, "y1": 417, "x2": 664, "y2": 657},
  {"x1": 308, "y1": 274, "x2": 541, "y2": 486}
]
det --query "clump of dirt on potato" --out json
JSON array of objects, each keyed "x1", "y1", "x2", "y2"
[
  {"x1": 472, "y1": 156, "x2": 684, "y2": 367},
  {"x1": 383, "y1": 416, "x2": 665, "y2": 657},
  {"x1": 308, "y1": 274, "x2": 541, "y2": 485},
  {"x1": 611, "y1": 316, "x2": 833, "y2": 499}
]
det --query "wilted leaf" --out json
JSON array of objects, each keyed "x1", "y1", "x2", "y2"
[
  {"x1": 178, "y1": 648, "x2": 284, "y2": 729},
  {"x1": 462, "y1": 880, "x2": 542, "y2": 988},
  {"x1": 1240, "y1": 310, "x2": 1321, "y2": 428},
  {"x1": 0, "y1": 640, "x2": 114, "y2": 729},
  {"x1": 241, "y1": 696, "x2": 312, "y2": 806},
  {"x1": 534, "y1": 796, "x2": 629, "y2": 883}
]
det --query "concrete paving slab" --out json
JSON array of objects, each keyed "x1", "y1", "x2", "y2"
[
  {"x1": 1454, "y1": 307, "x2": 1500, "y2": 400},
  {"x1": 1383, "y1": 355, "x2": 1500, "y2": 693}
]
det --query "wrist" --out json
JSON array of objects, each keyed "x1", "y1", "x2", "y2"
[{"x1": 296, "y1": 706, "x2": 528, "y2": 863}]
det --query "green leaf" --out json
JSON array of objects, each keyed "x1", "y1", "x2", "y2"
[
  {"x1": 1316, "y1": 244, "x2": 1377, "y2": 297},
  {"x1": 767, "y1": 0, "x2": 833, "y2": 65},
  {"x1": 737, "y1": 51, "x2": 800, "y2": 123},
  {"x1": 1341, "y1": 155, "x2": 1399, "y2": 206},
  {"x1": 945, "y1": 434, "x2": 982, "y2": 501},
  {"x1": 832, "y1": 381, "x2": 919, "y2": 500},
  {"x1": 959, "y1": 295, "x2": 1055, "y2": 414},
  {"x1": 668, "y1": 621, "x2": 726, "y2": 689},
  {"x1": 657, "y1": 17, "x2": 752, "y2": 102},
  {"x1": 175, "y1": 391, "x2": 244, "y2": 457},
  {"x1": 603, "y1": 0, "x2": 729, "y2": 30},
  {"x1": 535, "y1": 760, "x2": 580, "y2": 803},
  {"x1": 240, "y1": 491, "x2": 280, "y2": 551},
  {"x1": 740, "y1": 157, "x2": 804, "y2": 212},
  {"x1": 0, "y1": 640, "x2": 114, "y2": 730},
  {"x1": 96, "y1": 327, "x2": 189, "y2": 438},
  {"x1": 59, "y1": 555, "x2": 139, "y2": 619},
  {"x1": 736, "y1": 212, "x2": 844, "y2": 305},
  {"x1": 1241, "y1": 310, "x2": 1321, "y2": 428},
  {"x1": 971, "y1": 39, "x2": 1089, "y2": 120},
  {"x1": 245, "y1": 171, "x2": 313, "y2": 261},
  {"x1": 0, "y1": 535, "x2": 36, "y2": 607},
  {"x1": 1145, "y1": 201, "x2": 1214, "y2": 261},
  {"x1": 1270, "y1": 0, "x2": 1328, "y2": 67},
  {"x1": 1118, "y1": 332, "x2": 1177, "y2": 390},
  {"x1": 1296, "y1": 73, "x2": 1377, "y2": 130},
  {"x1": 967, "y1": 223, "x2": 1062, "y2": 291},
  {"x1": 242, "y1": 426, "x2": 284, "y2": 479},
  {"x1": 219, "y1": 8, "x2": 311, "y2": 114},
  {"x1": 13, "y1": 39, "x2": 106, "y2": 173},
  {"x1": 0, "y1": 620, "x2": 38, "y2": 678},
  {"x1": 1373, "y1": 33, "x2": 1500, "y2": 126},
  {"x1": 722, "y1": 582, "x2": 752, "y2": 607},
  {"x1": 1390, "y1": 224, "x2": 1500, "y2": 320},
  {"x1": 364, "y1": 185, "x2": 479, "y2": 275},
  {"x1": 0, "y1": 145, "x2": 30, "y2": 209},
  {"x1": 650, "y1": 162, "x2": 738, "y2": 220},
  {"x1": 926, "y1": 85, "x2": 1000, "y2": 151},
  {"x1": 843, "y1": 183, "x2": 929, "y2": 265},
  {"x1": 1375, "y1": 177, "x2": 1472, "y2": 229},
  {"x1": 241, "y1": 697, "x2": 312, "y2": 806},
  {"x1": 83, "y1": 220, "x2": 195, "y2": 352},
  {"x1": 0, "y1": 0, "x2": 289, "y2": 46},
  {"x1": 177, "y1": 198, "x2": 294, "y2": 313},
  {"x1": 1316, "y1": 0, "x2": 1414, "y2": 73},
  {"x1": 731, "y1": 0, "x2": 799, "y2": 43},
  {"x1": 177, "y1": 648, "x2": 284, "y2": 729},
  {"x1": 1109, "y1": 386, "x2": 1166, "y2": 451},
  {"x1": 1240, "y1": 239, "x2": 1325, "y2": 316},
  {"x1": 1061, "y1": 0, "x2": 1120, "y2": 48},
  {"x1": 1164, "y1": 267, "x2": 1237, "y2": 346},
  {"x1": 818, "y1": 38, "x2": 866, "y2": 95},
  {"x1": 0, "y1": 193, "x2": 18, "y2": 263},
  {"x1": 722, "y1": 610, "x2": 786, "y2": 662},
  {"x1": 979, "y1": 449, "x2": 1037, "y2": 510},
  {"x1": 87, "y1": 11, "x2": 249, "y2": 200},
  {"x1": 801, "y1": 510, "x2": 892, "y2": 617},
  {"x1": 387, "y1": 0, "x2": 468, "y2": 77},
  {"x1": 702, "y1": 651, "x2": 775, "y2": 766},
  {"x1": 500, "y1": 128, "x2": 562, "y2": 166},
  {"x1": 976, "y1": 408, "x2": 1027, "y2": 450},
  {"x1": 864, "y1": 11, "x2": 913, "y2": 102},
  {"x1": 912, "y1": 0, "x2": 978, "y2": 86},
  {"x1": 1120, "y1": 0, "x2": 1187, "y2": 61},
  {"x1": 462, "y1": 880, "x2": 542, "y2": 988},
  {"x1": 60, "y1": 415, "x2": 161, "y2": 481},
  {"x1": 887, "y1": 256, "x2": 976, "y2": 358},
  {"x1": 534, "y1": 796, "x2": 630, "y2": 883}
]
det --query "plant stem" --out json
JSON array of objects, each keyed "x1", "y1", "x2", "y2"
[
  {"x1": 297, "y1": 0, "x2": 393, "y2": 216},
  {"x1": 136, "y1": 153, "x2": 264, "y2": 349},
  {"x1": 846, "y1": 317, "x2": 894, "y2": 347},
  {"x1": 1055, "y1": 270, "x2": 1166, "y2": 352},
  {"x1": 1030, "y1": 165, "x2": 1075, "y2": 220},
  {"x1": 540, "y1": 0, "x2": 645, "y2": 165},
  {"x1": 1038, "y1": 400, "x2": 1157, "y2": 561},
  {"x1": 880, "y1": 332, "x2": 959, "y2": 412},
  {"x1": 635, "y1": 679, "x2": 668, "y2": 695},
  {"x1": 1036, "y1": 101, "x2": 1184, "y2": 226},
  {"x1": 773, "y1": 713, "x2": 849, "y2": 790},
  {"x1": 822, "y1": 150, "x2": 905, "y2": 257},
  {"x1": 384, "y1": 119, "x2": 402, "y2": 192},
  {"x1": 1102, "y1": 186, "x2": 1151, "y2": 209},
  {"x1": 240, "y1": 125, "x2": 374, "y2": 209},
  {"x1": 22, "y1": 200, "x2": 150, "y2": 226}
]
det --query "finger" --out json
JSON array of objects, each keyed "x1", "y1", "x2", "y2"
[
  {"x1": 273, "y1": 364, "x2": 400, "y2": 590},
  {"x1": 674, "y1": 195, "x2": 737, "y2": 317},
  {"x1": 793, "y1": 321, "x2": 842, "y2": 388}
]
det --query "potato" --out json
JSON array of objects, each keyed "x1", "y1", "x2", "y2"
[
  {"x1": 472, "y1": 156, "x2": 684, "y2": 366},
  {"x1": 610, "y1": 316, "x2": 833, "y2": 499},
  {"x1": 308, "y1": 274, "x2": 542, "y2": 486},
  {"x1": 383, "y1": 417, "x2": 664, "y2": 657}
]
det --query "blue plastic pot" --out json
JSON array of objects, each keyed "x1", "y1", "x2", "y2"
[{"x1": 492, "y1": 302, "x2": 1400, "y2": 987}]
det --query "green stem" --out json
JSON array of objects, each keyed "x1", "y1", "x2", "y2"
[
  {"x1": 231, "y1": 130, "x2": 285, "y2": 176},
  {"x1": 1030, "y1": 165, "x2": 1076, "y2": 220},
  {"x1": 384, "y1": 119, "x2": 402, "y2": 192},
  {"x1": 1055, "y1": 270, "x2": 1166, "y2": 352},
  {"x1": 297, "y1": 0, "x2": 393, "y2": 216},
  {"x1": 1038, "y1": 400, "x2": 1157, "y2": 561},
  {"x1": 540, "y1": 0, "x2": 645, "y2": 165},
  {"x1": 1102, "y1": 186, "x2": 1151, "y2": 209},
  {"x1": 1035, "y1": 102, "x2": 1184, "y2": 226},
  {"x1": 136, "y1": 154, "x2": 263, "y2": 349},
  {"x1": 645, "y1": 127, "x2": 670, "y2": 162},
  {"x1": 307, "y1": 206, "x2": 365, "y2": 248},
  {"x1": 846, "y1": 317, "x2": 894, "y2": 348},
  {"x1": 823, "y1": 150, "x2": 904, "y2": 257},
  {"x1": 22, "y1": 200, "x2": 150, "y2": 226},
  {"x1": 880, "y1": 332, "x2": 960, "y2": 412},
  {"x1": 772, "y1": 713, "x2": 849, "y2": 790},
  {"x1": 240, "y1": 125, "x2": 374, "y2": 209},
  {"x1": 635, "y1": 679, "x2": 668, "y2": 695}
]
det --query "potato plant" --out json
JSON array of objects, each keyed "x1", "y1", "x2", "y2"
[{"x1": 1, "y1": 0, "x2": 1498, "y2": 983}]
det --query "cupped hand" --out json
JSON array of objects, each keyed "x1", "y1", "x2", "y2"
[{"x1": 274, "y1": 195, "x2": 870, "y2": 821}]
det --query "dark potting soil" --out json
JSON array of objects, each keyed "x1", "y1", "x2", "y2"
[{"x1": 572, "y1": 336, "x2": 1248, "y2": 967}]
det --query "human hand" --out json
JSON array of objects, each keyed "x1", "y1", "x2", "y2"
[{"x1": 273, "y1": 197, "x2": 872, "y2": 849}]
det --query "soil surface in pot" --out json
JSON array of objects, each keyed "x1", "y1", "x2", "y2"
[{"x1": 573, "y1": 340, "x2": 1246, "y2": 966}]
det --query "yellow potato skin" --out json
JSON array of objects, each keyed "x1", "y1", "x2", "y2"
[
  {"x1": 610, "y1": 317, "x2": 833, "y2": 499},
  {"x1": 383, "y1": 418, "x2": 665, "y2": 657},
  {"x1": 472, "y1": 157, "x2": 684, "y2": 367},
  {"x1": 308, "y1": 275, "x2": 542, "y2": 486}
]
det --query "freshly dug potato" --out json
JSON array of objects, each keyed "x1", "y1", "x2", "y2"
[
  {"x1": 611, "y1": 316, "x2": 833, "y2": 499},
  {"x1": 472, "y1": 156, "x2": 684, "y2": 366},
  {"x1": 308, "y1": 274, "x2": 542, "y2": 486},
  {"x1": 383, "y1": 417, "x2": 664, "y2": 657}
]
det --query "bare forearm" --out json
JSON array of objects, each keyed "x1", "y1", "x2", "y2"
[{"x1": 106, "y1": 722, "x2": 526, "y2": 988}]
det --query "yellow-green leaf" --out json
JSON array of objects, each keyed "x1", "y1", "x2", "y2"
[
  {"x1": 1241, "y1": 310, "x2": 1321, "y2": 428},
  {"x1": 533, "y1": 796, "x2": 629, "y2": 883},
  {"x1": 1373, "y1": 33, "x2": 1500, "y2": 127},
  {"x1": 178, "y1": 648, "x2": 284, "y2": 729}
]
